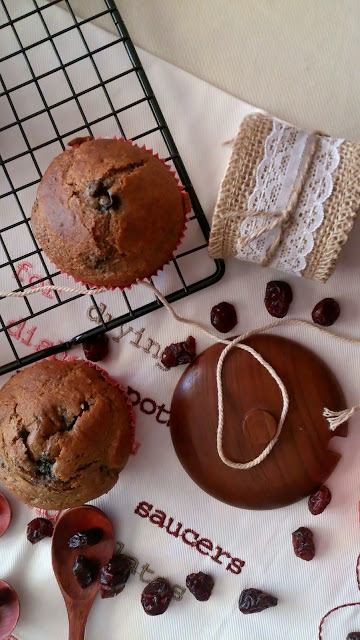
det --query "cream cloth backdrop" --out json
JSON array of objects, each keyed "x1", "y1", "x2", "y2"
[{"x1": 71, "y1": 0, "x2": 360, "y2": 140}]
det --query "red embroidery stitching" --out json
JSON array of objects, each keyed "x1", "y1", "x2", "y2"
[
  {"x1": 211, "y1": 546, "x2": 231, "y2": 565},
  {"x1": 134, "y1": 500, "x2": 245, "y2": 574},
  {"x1": 127, "y1": 386, "x2": 171, "y2": 427},
  {"x1": 318, "y1": 552, "x2": 360, "y2": 638},
  {"x1": 182, "y1": 529, "x2": 199, "y2": 547},
  {"x1": 226, "y1": 557, "x2": 245, "y2": 574},
  {"x1": 7, "y1": 318, "x2": 68, "y2": 360},
  {"x1": 196, "y1": 538, "x2": 214, "y2": 556},
  {"x1": 131, "y1": 441, "x2": 141, "y2": 456},
  {"x1": 139, "y1": 398, "x2": 157, "y2": 415},
  {"x1": 318, "y1": 602, "x2": 360, "y2": 639},
  {"x1": 15, "y1": 261, "x2": 53, "y2": 299}
]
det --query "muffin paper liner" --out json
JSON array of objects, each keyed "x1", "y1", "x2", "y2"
[
  {"x1": 29, "y1": 505, "x2": 63, "y2": 524},
  {"x1": 55, "y1": 136, "x2": 191, "y2": 291}
]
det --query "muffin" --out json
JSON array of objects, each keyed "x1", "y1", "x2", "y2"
[
  {"x1": 0, "y1": 360, "x2": 132, "y2": 509},
  {"x1": 31, "y1": 137, "x2": 187, "y2": 287}
]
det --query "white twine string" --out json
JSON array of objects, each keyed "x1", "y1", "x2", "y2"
[
  {"x1": 0, "y1": 285, "x2": 108, "y2": 297},
  {"x1": 2, "y1": 280, "x2": 360, "y2": 468},
  {"x1": 215, "y1": 336, "x2": 289, "y2": 469},
  {"x1": 322, "y1": 406, "x2": 359, "y2": 431}
]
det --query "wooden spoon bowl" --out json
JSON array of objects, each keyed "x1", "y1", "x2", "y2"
[
  {"x1": 0, "y1": 493, "x2": 11, "y2": 538},
  {"x1": 0, "y1": 580, "x2": 20, "y2": 640},
  {"x1": 52, "y1": 506, "x2": 114, "y2": 640}
]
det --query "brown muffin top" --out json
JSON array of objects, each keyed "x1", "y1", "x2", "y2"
[
  {"x1": 0, "y1": 360, "x2": 131, "y2": 508},
  {"x1": 31, "y1": 138, "x2": 186, "y2": 287}
]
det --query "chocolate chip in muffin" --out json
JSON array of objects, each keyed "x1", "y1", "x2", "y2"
[
  {"x1": 85, "y1": 179, "x2": 122, "y2": 213},
  {"x1": 35, "y1": 456, "x2": 55, "y2": 480}
]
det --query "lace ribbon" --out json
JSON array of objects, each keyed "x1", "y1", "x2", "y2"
[{"x1": 235, "y1": 120, "x2": 344, "y2": 275}]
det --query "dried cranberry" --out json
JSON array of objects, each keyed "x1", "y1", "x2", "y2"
[
  {"x1": 239, "y1": 588, "x2": 278, "y2": 614},
  {"x1": 100, "y1": 554, "x2": 132, "y2": 599},
  {"x1": 347, "y1": 633, "x2": 360, "y2": 640},
  {"x1": 292, "y1": 526, "x2": 315, "y2": 561},
  {"x1": 210, "y1": 302, "x2": 237, "y2": 333},
  {"x1": 186, "y1": 572, "x2": 214, "y2": 601},
  {"x1": 312, "y1": 298, "x2": 340, "y2": 326},
  {"x1": 82, "y1": 333, "x2": 109, "y2": 362},
  {"x1": 73, "y1": 555, "x2": 98, "y2": 589},
  {"x1": 68, "y1": 528, "x2": 103, "y2": 549},
  {"x1": 141, "y1": 578, "x2": 173, "y2": 616},
  {"x1": 26, "y1": 518, "x2": 54, "y2": 544},
  {"x1": 264, "y1": 281, "x2": 293, "y2": 318},
  {"x1": 161, "y1": 336, "x2": 196, "y2": 369},
  {"x1": 308, "y1": 485, "x2": 332, "y2": 515}
]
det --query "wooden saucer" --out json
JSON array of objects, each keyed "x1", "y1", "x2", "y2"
[
  {"x1": 0, "y1": 580, "x2": 20, "y2": 640},
  {"x1": 0, "y1": 493, "x2": 11, "y2": 538},
  {"x1": 170, "y1": 335, "x2": 347, "y2": 509}
]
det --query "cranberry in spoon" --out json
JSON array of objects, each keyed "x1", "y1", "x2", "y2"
[{"x1": 52, "y1": 506, "x2": 114, "y2": 640}]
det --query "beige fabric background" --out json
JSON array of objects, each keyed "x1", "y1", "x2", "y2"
[{"x1": 70, "y1": 0, "x2": 360, "y2": 140}]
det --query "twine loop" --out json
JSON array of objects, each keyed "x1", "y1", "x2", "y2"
[{"x1": 215, "y1": 335, "x2": 289, "y2": 469}]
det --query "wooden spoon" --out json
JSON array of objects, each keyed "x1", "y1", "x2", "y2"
[
  {"x1": 0, "y1": 493, "x2": 11, "y2": 537},
  {"x1": 0, "y1": 580, "x2": 20, "y2": 640},
  {"x1": 52, "y1": 506, "x2": 114, "y2": 640}
]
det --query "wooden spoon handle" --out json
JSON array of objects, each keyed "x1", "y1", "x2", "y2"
[{"x1": 68, "y1": 607, "x2": 89, "y2": 640}]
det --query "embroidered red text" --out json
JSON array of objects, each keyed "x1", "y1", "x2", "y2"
[
  {"x1": 15, "y1": 261, "x2": 53, "y2": 299},
  {"x1": 127, "y1": 386, "x2": 171, "y2": 427},
  {"x1": 134, "y1": 501, "x2": 245, "y2": 574},
  {"x1": 7, "y1": 318, "x2": 67, "y2": 359}
]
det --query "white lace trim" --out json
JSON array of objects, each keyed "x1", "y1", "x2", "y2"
[{"x1": 235, "y1": 119, "x2": 344, "y2": 275}]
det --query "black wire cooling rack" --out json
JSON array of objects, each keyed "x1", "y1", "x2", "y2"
[{"x1": 0, "y1": 0, "x2": 225, "y2": 375}]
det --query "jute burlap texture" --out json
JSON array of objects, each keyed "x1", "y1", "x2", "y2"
[{"x1": 209, "y1": 113, "x2": 360, "y2": 282}]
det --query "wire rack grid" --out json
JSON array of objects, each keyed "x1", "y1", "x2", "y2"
[{"x1": 0, "y1": 0, "x2": 225, "y2": 375}]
